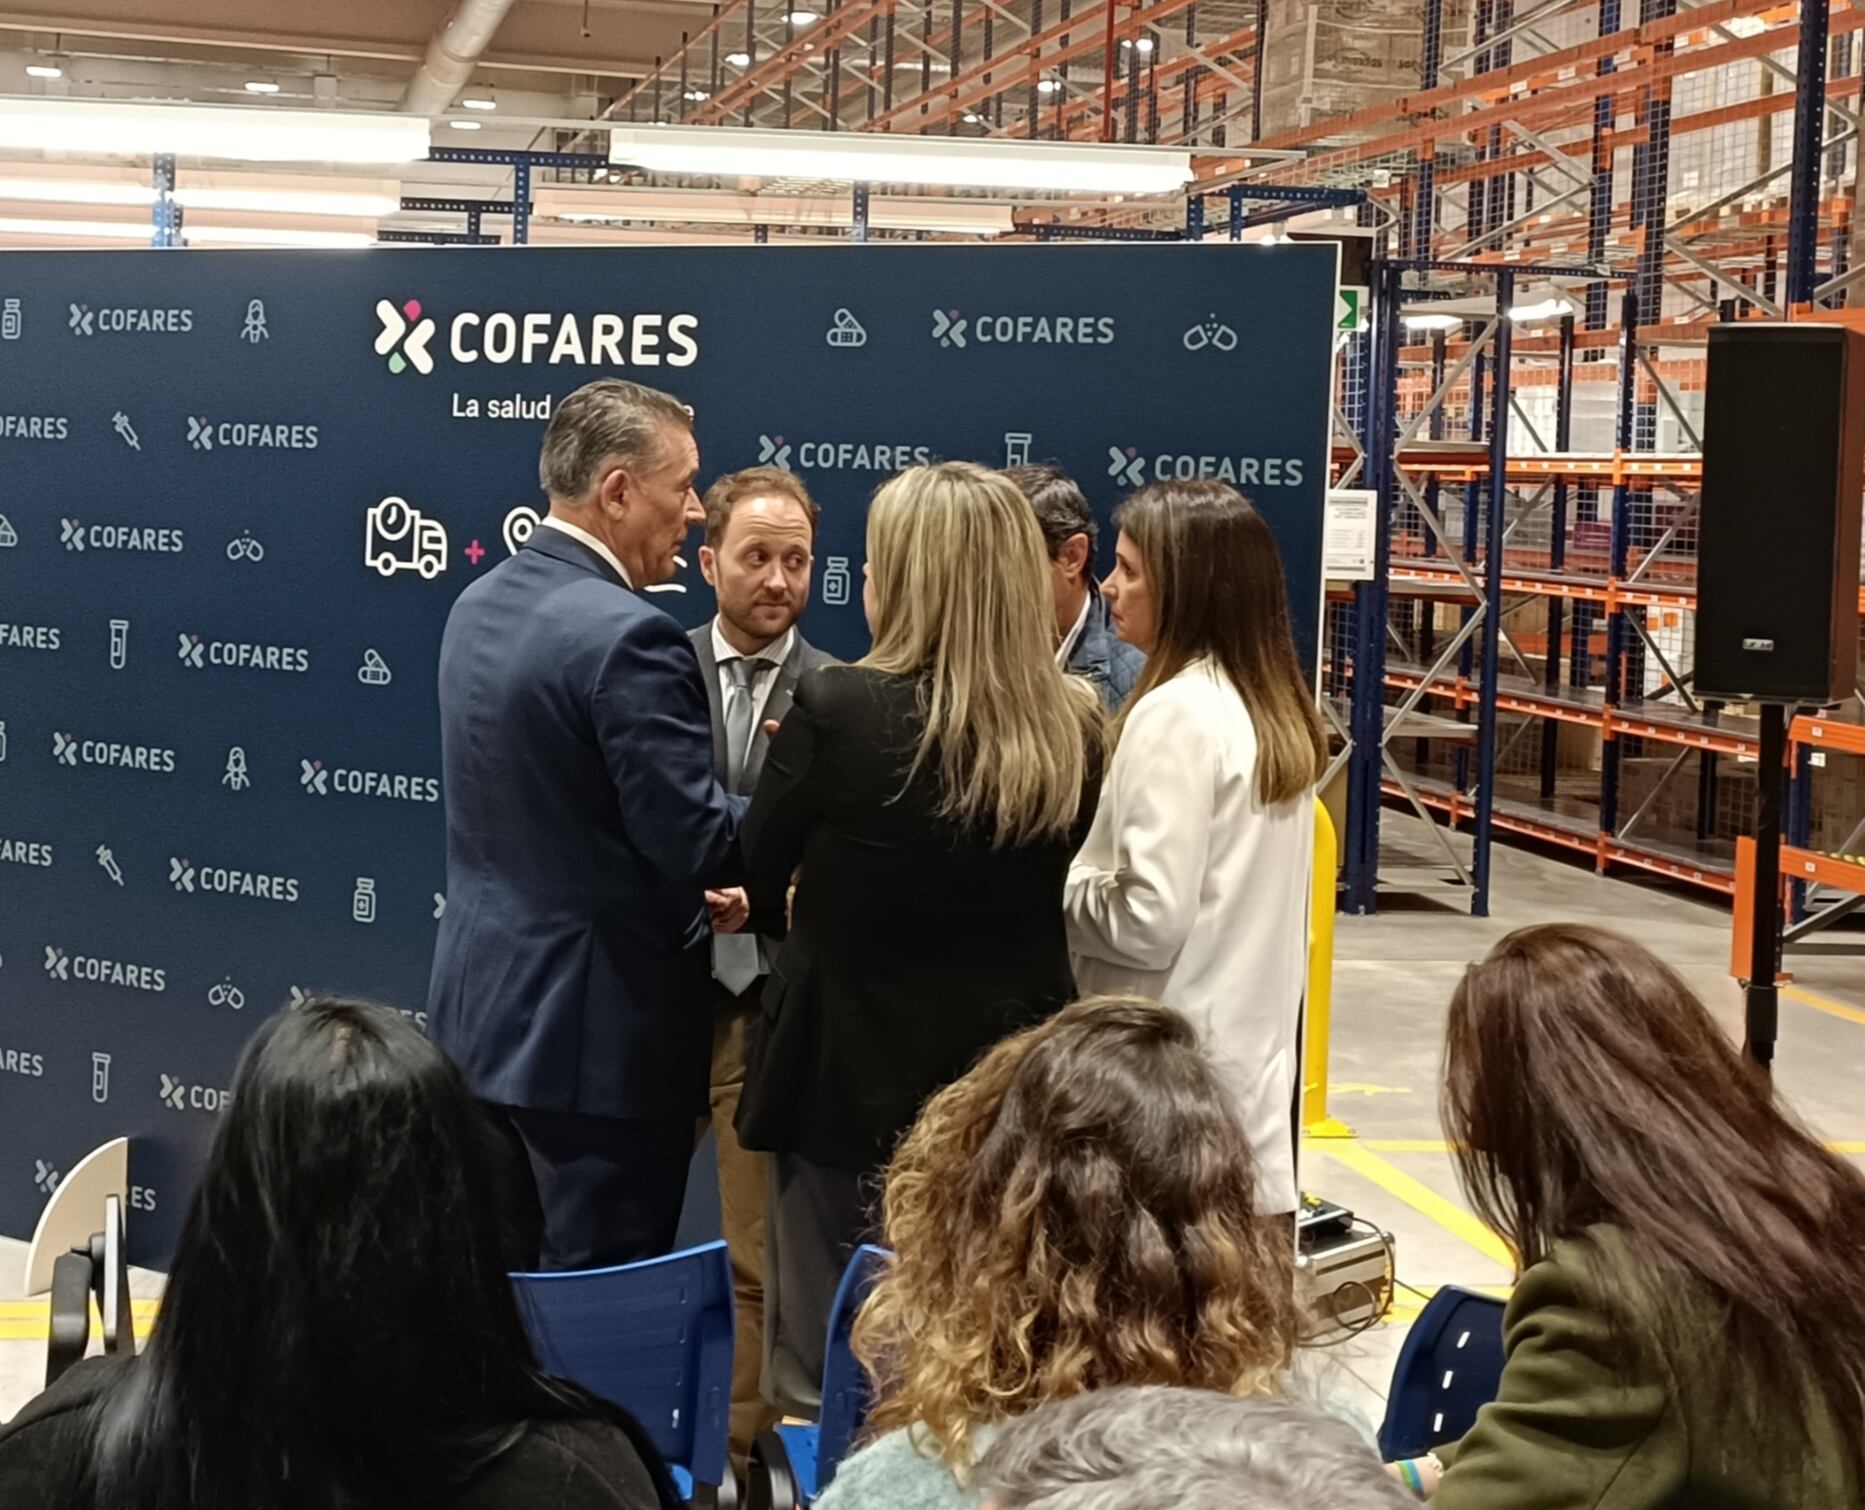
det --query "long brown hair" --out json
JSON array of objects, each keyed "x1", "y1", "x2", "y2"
[
  {"x1": 1112, "y1": 480, "x2": 1324, "y2": 806},
  {"x1": 853, "y1": 995, "x2": 1300, "y2": 1469},
  {"x1": 863, "y1": 462, "x2": 1103, "y2": 846},
  {"x1": 1444, "y1": 923, "x2": 1865, "y2": 1464}
]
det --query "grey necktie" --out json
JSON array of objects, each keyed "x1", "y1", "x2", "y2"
[
  {"x1": 722, "y1": 655, "x2": 772, "y2": 795},
  {"x1": 713, "y1": 655, "x2": 770, "y2": 996}
]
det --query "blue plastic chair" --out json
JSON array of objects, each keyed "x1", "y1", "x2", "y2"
[
  {"x1": 750, "y1": 1244, "x2": 891, "y2": 1509},
  {"x1": 514, "y1": 1240, "x2": 736, "y2": 1505},
  {"x1": 1378, "y1": 1284, "x2": 1509, "y2": 1461}
]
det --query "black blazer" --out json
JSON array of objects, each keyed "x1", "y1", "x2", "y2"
[
  {"x1": 734, "y1": 665, "x2": 1101, "y2": 1173},
  {"x1": 0, "y1": 1357, "x2": 683, "y2": 1510}
]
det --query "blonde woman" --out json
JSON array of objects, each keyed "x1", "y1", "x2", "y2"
[
  {"x1": 736, "y1": 461, "x2": 1104, "y2": 1414},
  {"x1": 816, "y1": 996, "x2": 1300, "y2": 1508},
  {"x1": 1065, "y1": 480, "x2": 1326, "y2": 1219}
]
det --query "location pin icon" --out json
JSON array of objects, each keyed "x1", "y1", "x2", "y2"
[{"x1": 502, "y1": 505, "x2": 541, "y2": 557}]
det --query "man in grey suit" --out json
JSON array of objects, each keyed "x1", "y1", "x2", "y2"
[{"x1": 689, "y1": 465, "x2": 834, "y2": 1461}]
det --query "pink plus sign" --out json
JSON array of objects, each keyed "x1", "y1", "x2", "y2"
[{"x1": 465, "y1": 539, "x2": 486, "y2": 565}]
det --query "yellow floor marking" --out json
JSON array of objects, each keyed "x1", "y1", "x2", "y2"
[
  {"x1": 1320, "y1": 1142, "x2": 1516, "y2": 1271},
  {"x1": 1359, "y1": 1139, "x2": 1455, "y2": 1153},
  {"x1": 1783, "y1": 984, "x2": 1865, "y2": 1029},
  {"x1": 0, "y1": 1300, "x2": 160, "y2": 1319}
]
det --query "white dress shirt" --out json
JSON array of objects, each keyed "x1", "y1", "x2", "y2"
[
  {"x1": 1064, "y1": 658, "x2": 1314, "y2": 1214},
  {"x1": 1055, "y1": 587, "x2": 1094, "y2": 668},
  {"x1": 711, "y1": 619, "x2": 794, "y2": 769},
  {"x1": 540, "y1": 515, "x2": 633, "y2": 588}
]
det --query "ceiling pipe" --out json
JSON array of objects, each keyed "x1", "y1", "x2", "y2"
[{"x1": 400, "y1": 0, "x2": 521, "y2": 116}]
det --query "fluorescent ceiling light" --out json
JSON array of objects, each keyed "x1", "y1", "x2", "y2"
[
  {"x1": 25, "y1": 64, "x2": 63, "y2": 80},
  {"x1": 1508, "y1": 295, "x2": 1578, "y2": 323},
  {"x1": 184, "y1": 224, "x2": 375, "y2": 248},
  {"x1": 460, "y1": 96, "x2": 497, "y2": 110},
  {"x1": 449, "y1": 119, "x2": 482, "y2": 130},
  {"x1": 1036, "y1": 78, "x2": 1061, "y2": 94},
  {"x1": 0, "y1": 175, "x2": 154, "y2": 206},
  {"x1": 1403, "y1": 312, "x2": 1464, "y2": 332},
  {"x1": 726, "y1": 51, "x2": 752, "y2": 66},
  {"x1": 684, "y1": 89, "x2": 711, "y2": 102},
  {"x1": 0, "y1": 215, "x2": 147, "y2": 239},
  {"x1": 1124, "y1": 37, "x2": 1156, "y2": 51},
  {"x1": 537, "y1": 184, "x2": 1014, "y2": 236},
  {"x1": 0, "y1": 98, "x2": 429, "y2": 163},
  {"x1": 244, "y1": 81, "x2": 280, "y2": 94},
  {"x1": 608, "y1": 125, "x2": 1191, "y2": 194},
  {"x1": 963, "y1": 112, "x2": 981, "y2": 123},
  {"x1": 173, "y1": 187, "x2": 400, "y2": 217},
  {"x1": 787, "y1": 9, "x2": 820, "y2": 22}
]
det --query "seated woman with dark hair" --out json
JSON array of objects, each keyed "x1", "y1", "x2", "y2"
[
  {"x1": 0, "y1": 999, "x2": 682, "y2": 1510},
  {"x1": 1399, "y1": 924, "x2": 1865, "y2": 1508},
  {"x1": 817, "y1": 995, "x2": 1302, "y2": 1510}
]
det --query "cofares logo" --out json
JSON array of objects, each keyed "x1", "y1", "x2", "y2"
[
  {"x1": 169, "y1": 855, "x2": 300, "y2": 903},
  {"x1": 176, "y1": 632, "x2": 310, "y2": 673},
  {"x1": 61, "y1": 518, "x2": 184, "y2": 554},
  {"x1": 1107, "y1": 446, "x2": 1146, "y2": 487},
  {"x1": 191, "y1": 417, "x2": 319, "y2": 452},
  {"x1": 933, "y1": 309, "x2": 1115, "y2": 348},
  {"x1": 69, "y1": 303, "x2": 193, "y2": 336},
  {"x1": 376, "y1": 297, "x2": 437, "y2": 375},
  {"x1": 299, "y1": 757, "x2": 439, "y2": 803},
  {"x1": 375, "y1": 296, "x2": 699, "y2": 375},
  {"x1": 52, "y1": 729, "x2": 176, "y2": 772},
  {"x1": 0, "y1": 414, "x2": 68, "y2": 440},
  {"x1": 0, "y1": 623, "x2": 60, "y2": 650},
  {"x1": 43, "y1": 945, "x2": 165, "y2": 992},
  {"x1": 2, "y1": 1049, "x2": 45, "y2": 1078},
  {"x1": 760, "y1": 434, "x2": 935, "y2": 474},
  {"x1": 160, "y1": 1074, "x2": 230, "y2": 1114},
  {"x1": 0, "y1": 838, "x2": 54, "y2": 868},
  {"x1": 1106, "y1": 445, "x2": 1307, "y2": 489},
  {"x1": 34, "y1": 1159, "x2": 59, "y2": 1195}
]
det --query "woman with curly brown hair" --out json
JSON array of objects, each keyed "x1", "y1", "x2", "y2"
[{"x1": 814, "y1": 995, "x2": 1302, "y2": 1510}]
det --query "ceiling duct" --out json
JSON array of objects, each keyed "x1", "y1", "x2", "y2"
[{"x1": 400, "y1": 0, "x2": 519, "y2": 117}]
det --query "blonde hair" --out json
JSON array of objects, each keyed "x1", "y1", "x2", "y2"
[
  {"x1": 1113, "y1": 480, "x2": 1325, "y2": 807},
  {"x1": 853, "y1": 996, "x2": 1301, "y2": 1469},
  {"x1": 863, "y1": 462, "x2": 1103, "y2": 845}
]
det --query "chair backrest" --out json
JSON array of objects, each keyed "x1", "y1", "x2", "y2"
[
  {"x1": 1377, "y1": 1285, "x2": 1508, "y2": 1461},
  {"x1": 816, "y1": 1244, "x2": 891, "y2": 1490},
  {"x1": 513, "y1": 1240, "x2": 734, "y2": 1492}
]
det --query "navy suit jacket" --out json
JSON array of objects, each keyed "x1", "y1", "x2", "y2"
[
  {"x1": 427, "y1": 527, "x2": 744, "y2": 1122},
  {"x1": 1067, "y1": 592, "x2": 1146, "y2": 711}
]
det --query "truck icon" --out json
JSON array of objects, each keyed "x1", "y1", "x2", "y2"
[{"x1": 365, "y1": 495, "x2": 448, "y2": 580}]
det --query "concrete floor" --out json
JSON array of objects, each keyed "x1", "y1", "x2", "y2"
[{"x1": 6, "y1": 812, "x2": 1863, "y2": 1431}]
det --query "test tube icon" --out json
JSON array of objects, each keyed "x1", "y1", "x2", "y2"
[
  {"x1": 92, "y1": 1052, "x2": 112, "y2": 1104},
  {"x1": 108, "y1": 620, "x2": 129, "y2": 670}
]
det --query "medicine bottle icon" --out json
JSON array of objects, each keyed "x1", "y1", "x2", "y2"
[
  {"x1": 352, "y1": 877, "x2": 377, "y2": 924},
  {"x1": 0, "y1": 720, "x2": 7, "y2": 763},
  {"x1": 823, "y1": 556, "x2": 851, "y2": 607},
  {"x1": 2, "y1": 299, "x2": 20, "y2": 340}
]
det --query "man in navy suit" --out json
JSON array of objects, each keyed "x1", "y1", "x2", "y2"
[
  {"x1": 428, "y1": 378, "x2": 743, "y2": 1269},
  {"x1": 1004, "y1": 463, "x2": 1146, "y2": 710}
]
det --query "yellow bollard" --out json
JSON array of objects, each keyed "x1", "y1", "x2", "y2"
[{"x1": 1304, "y1": 800, "x2": 1354, "y2": 1139}]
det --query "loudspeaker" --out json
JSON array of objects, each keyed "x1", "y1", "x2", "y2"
[{"x1": 1696, "y1": 324, "x2": 1865, "y2": 704}]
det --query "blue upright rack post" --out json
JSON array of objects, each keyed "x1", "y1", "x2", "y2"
[{"x1": 1469, "y1": 269, "x2": 1514, "y2": 917}]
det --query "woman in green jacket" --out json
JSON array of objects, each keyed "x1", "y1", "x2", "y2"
[{"x1": 1407, "y1": 924, "x2": 1865, "y2": 1508}]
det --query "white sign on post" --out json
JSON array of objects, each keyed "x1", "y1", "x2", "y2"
[{"x1": 1324, "y1": 488, "x2": 1378, "y2": 580}]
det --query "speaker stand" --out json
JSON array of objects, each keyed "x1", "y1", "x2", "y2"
[{"x1": 1744, "y1": 703, "x2": 1788, "y2": 1072}]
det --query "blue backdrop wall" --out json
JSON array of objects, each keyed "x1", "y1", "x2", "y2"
[{"x1": 0, "y1": 242, "x2": 1336, "y2": 1263}]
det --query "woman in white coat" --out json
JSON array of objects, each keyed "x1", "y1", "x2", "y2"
[{"x1": 1065, "y1": 479, "x2": 1326, "y2": 1217}]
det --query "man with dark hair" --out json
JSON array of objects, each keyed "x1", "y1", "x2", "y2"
[
  {"x1": 1003, "y1": 463, "x2": 1145, "y2": 710},
  {"x1": 690, "y1": 464, "x2": 835, "y2": 1460},
  {"x1": 429, "y1": 378, "x2": 742, "y2": 1270}
]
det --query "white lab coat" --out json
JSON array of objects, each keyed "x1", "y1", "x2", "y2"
[{"x1": 1065, "y1": 658, "x2": 1313, "y2": 1214}]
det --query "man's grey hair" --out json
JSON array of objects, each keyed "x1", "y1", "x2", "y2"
[
  {"x1": 975, "y1": 1388, "x2": 1414, "y2": 1510},
  {"x1": 538, "y1": 379, "x2": 692, "y2": 500}
]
